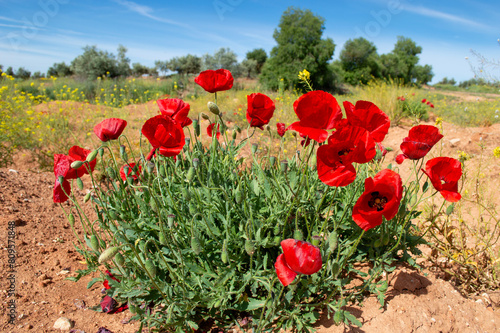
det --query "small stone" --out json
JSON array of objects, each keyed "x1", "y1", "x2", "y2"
[
  {"x1": 53, "y1": 317, "x2": 74, "y2": 330},
  {"x1": 449, "y1": 138, "x2": 460, "y2": 147},
  {"x1": 26, "y1": 324, "x2": 33, "y2": 329},
  {"x1": 38, "y1": 274, "x2": 48, "y2": 280}
]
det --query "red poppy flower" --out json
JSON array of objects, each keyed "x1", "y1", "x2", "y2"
[
  {"x1": 396, "y1": 125, "x2": 443, "y2": 164},
  {"x1": 430, "y1": 104, "x2": 434, "y2": 108},
  {"x1": 422, "y1": 157, "x2": 462, "y2": 202},
  {"x1": 352, "y1": 169, "x2": 403, "y2": 231},
  {"x1": 103, "y1": 270, "x2": 120, "y2": 290},
  {"x1": 156, "y1": 98, "x2": 192, "y2": 128},
  {"x1": 194, "y1": 69, "x2": 234, "y2": 93},
  {"x1": 207, "y1": 123, "x2": 220, "y2": 140},
  {"x1": 142, "y1": 115, "x2": 185, "y2": 157},
  {"x1": 94, "y1": 118, "x2": 127, "y2": 142},
  {"x1": 54, "y1": 153, "x2": 71, "y2": 178},
  {"x1": 300, "y1": 133, "x2": 311, "y2": 147},
  {"x1": 274, "y1": 239, "x2": 322, "y2": 286},
  {"x1": 277, "y1": 123, "x2": 286, "y2": 137},
  {"x1": 317, "y1": 125, "x2": 376, "y2": 187},
  {"x1": 246, "y1": 93, "x2": 275, "y2": 129},
  {"x1": 426, "y1": 101, "x2": 431, "y2": 105},
  {"x1": 343, "y1": 101, "x2": 390, "y2": 142},
  {"x1": 53, "y1": 177, "x2": 71, "y2": 203},
  {"x1": 287, "y1": 91, "x2": 342, "y2": 143},
  {"x1": 422, "y1": 99, "x2": 427, "y2": 103},
  {"x1": 120, "y1": 163, "x2": 142, "y2": 182},
  {"x1": 67, "y1": 146, "x2": 97, "y2": 178}
]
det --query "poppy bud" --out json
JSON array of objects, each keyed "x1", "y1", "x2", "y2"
[
  {"x1": 107, "y1": 166, "x2": 116, "y2": 179},
  {"x1": 235, "y1": 125, "x2": 242, "y2": 134},
  {"x1": 221, "y1": 239, "x2": 228, "y2": 264},
  {"x1": 108, "y1": 210, "x2": 117, "y2": 220},
  {"x1": 146, "y1": 161, "x2": 155, "y2": 174},
  {"x1": 58, "y1": 175, "x2": 64, "y2": 185},
  {"x1": 98, "y1": 147, "x2": 104, "y2": 157},
  {"x1": 83, "y1": 192, "x2": 91, "y2": 203},
  {"x1": 90, "y1": 235, "x2": 99, "y2": 251},
  {"x1": 251, "y1": 143, "x2": 258, "y2": 154},
  {"x1": 114, "y1": 253, "x2": 125, "y2": 266},
  {"x1": 200, "y1": 112, "x2": 210, "y2": 120},
  {"x1": 186, "y1": 167, "x2": 195, "y2": 182},
  {"x1": 86, "y1": 150, "x2": 99, "y2": 163},
  {"x1": 264, "y1": 124, "x2": 271, "y2": 131},
  {"x1": 192, "y1": 158, "x2": 200, "y2": 168},
  {"x1": 76, "y1": 177, "x2": 84, "y2": 190},
  {"x1": 235, "y1": 185, "x2": 243, "y2": 204},
  {"x1": 311, "y1": 235, "x2": 321, "y2": 247},
  {"x1": 68, "y1": 213, "x2": 75, "y2": 227},
  {"x1": 159, "y1": 231, "x2": 167, "y2": 245},
  {"x1": 71, "y1": 160, "x2": 85, "y2": 169},
  {"x1": 191, "y1": 236, "x2": 202, "y2": 255},
  {"x1": 181, "y1": 188, "x2": 191, "y2": 201},
  {"x1": 185, "y1": 137, "x2": 191, "y2": 148},
  {"x1": 245, "y1": 239, "x2": 255, "y2": 256},
  {"x1": 331, "y1": 262, "x2": 340, "y2": 278},
  {"x1": 232, "y1": 129, "x2": 237, "y2": 140},
  {"x1": 98, "y1": 246, "x2": 119, "y2": 264},
  {"x1": 382, "y1": 233, "x2": 390, "y2": 246},
  {"x1": 193, "y1": 119, "x2": 200, "y2": 136},
  {"x1": 270, "y1": 156, "x2": 276, "y2": 167},
  {"x1": 328, "y1": 231, "x2": 338, "y2": 253},
  {"x1": 293, "y1": 229, "x2": 303, "y2": 241},
  {"x1": 280, "y1": 160, "x2": 288, "y2": 172},
  {"x1": 167, "y1": 214, "x2": 175, "y2": 228},
  {"x1": 120, "y1": 145, "x2": 128, "y2": 162},
  {"x1": 145, "y1": 261, "x2": 157, "y2": 278},
  {"x1": 207, "y1": 101, "x2": 220, "y2": 115}
]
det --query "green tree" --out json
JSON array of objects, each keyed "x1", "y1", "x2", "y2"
[
  {"x1": 202, "y1": 47, "x2": 240, "y2": 76},
  {"x1": 116, "y1": 44, "x2": 131, "y2": 77},
  {"x1": 32, "y1": 71, "x2": 45, "y2": 79},
  {"x1": 339, "y1": 37, "x2": 381, "y2": 85},
  {"x1": 245, "y1": 48, "x2": 267, "y2": 73},
  {"x1": 71, "y1": 45, "x2": 130, "y2": 79},
  {"x1": 260, "y1": 7, "x2": 336, "y2": 91},
  {"x1": 131, "y1": 63, "x2": 157, "y2": 76},
  {"x1": 240, "y1": 59, "x2": 258, "y2": 78},
  {"x1": 5, "y1": 66, "x2": 14, "y2": 77},
  {"x1": 15, "y1": 67, "x2": 31, "y2": 80},
  {"x1": 47, "y1": 62, "x2": 73, "y2": 77}
]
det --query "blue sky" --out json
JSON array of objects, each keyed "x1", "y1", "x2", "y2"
[{"x1": 0, "y1": 0, "x2": 498, "y2": 83}]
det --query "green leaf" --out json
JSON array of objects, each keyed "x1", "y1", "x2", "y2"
[
  {"x1": 252, "y1": 179, "x2": 260, "y2": 196},
  {"x1": 344, "y1": 310, "x2": 362, "y2": 327},
  {"x1": 232, "y1": 297, "x2": 266, "y2": 311},
  {"x1": 446, "y1": 203, "x2": 455, "y2": 216},
  {"x1": 87, "y1": 277, "x2": 101, "y2": 289},
  {"x1": 422, "y1": 181, "x2": 429, "y2": 193}
]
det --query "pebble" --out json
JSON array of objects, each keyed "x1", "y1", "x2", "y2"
[{"x1": 53, "y1": 317, "x2": 74, "y2": 330}]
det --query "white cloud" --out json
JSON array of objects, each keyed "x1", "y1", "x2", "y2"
[{"x1": 112, "y1": 0, "x2": 190, "y2": 29}]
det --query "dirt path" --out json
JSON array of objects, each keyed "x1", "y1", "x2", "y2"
[{"x1": 1, "y1": 119, "x2": 500, "y2": 332}]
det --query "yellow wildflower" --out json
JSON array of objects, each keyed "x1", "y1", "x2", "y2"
[
  {"x1": 298, "y1": 69, "x2": 310, "y2": 81},
  {"x1": 494, "y1": 147, "x2": 500, "y2": 158}
]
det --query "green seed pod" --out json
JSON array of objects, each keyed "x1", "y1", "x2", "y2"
[
  {"x1": 207, "y1": 101, "x2": 220, "y2": 115},
  {"x1": 245, "y1": 239, "x2": 255, "y2": 256},
  {"x1": 76, "y1": 177, "x2": 84, "y2": 190},
  {"x1": 98, "y1": 246, "x2": 119, "y2": 264},
  {"x1": 58, "y1": 175, "x2": 64, "y2": 185},
  {"x1": 108, "y1": 210, "x2": 117, "y2": 220},
  {"x1": 71, "y1": 160, "x2": 85, "y2": 169},
  {"x1": 145, "y1": 261, "x2": 157, "y2": 278},
  {"x1": 167, "y1": 214, "x2": 175, "y2": 228},
  {"x1": 293, "y1": 229, "x2": 303, "y2": 241},
  {"x1": 200, "y1": 112, "x2": 210, "y2": 120},
  {"x1": 107, "y1": 166, "x2": 116, "y2": 179},
  {"x1": 114, "y1": 253, "x2": 125, "y2": 267},
  {"x1": 331, "y1": 262, "x2": 340, "y2": 278},
  {"x1": 150, "y1": 199, "x2": 158, "y2": 213},
  {"x1": 328, "y1": 230, "x2": 338, "y2": 253},
  {"x1": 186, "y1": 167, "x2": 195, "y2": 182},
  {"x1": 191, "y1": 236, "x2": 202, "y2": 255},
  {"x1": 86, "y1": 150, "x2": 98, "y2": 163},
  {"x1": 128, "y1": 300, "x2": 137, "y2": 314},
  {"x1": 83, "y1": 192, "x2": 91, "y2": 203},
  {"x1": 68, "y1": 213, "x2": 75, "y2": 227},
  {"x1": 90, "y1": 235, "x2": 99, "y2": 251},
  {"x1": 146, "y1": 161, "x2": 155, "y2": 174},
  {"x1": 221, "y1": 239, "x2": 228, "y2": 264}
]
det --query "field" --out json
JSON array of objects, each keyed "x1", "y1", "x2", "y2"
[{"x1": 1, "y1": 74, "x2": 500, "y2": 332}]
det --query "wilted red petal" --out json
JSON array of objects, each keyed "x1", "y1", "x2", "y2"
[
  {"x1": 54, "y1": 154, "x2": 71, "y2": 178},
  {"x1": 395, "y1": 154, "x2": 407, "y2": 164},
  {"x1": 120, "y1": 163, "x2": 142, "y2": 181},
  {"x1": 194, "y1": 69, "x2": 234, "y2": 93},
  {"x1": 281, "y1": 239, "x2": 322, "y2": 275},
  {"x1": 207, "y1": 123, "x2": 221, "y2": 140},
  {"x1": 94, "y1": 118, "x2": 127, "y2": 142},
  {"x1": 276, "y1": 123, "x2": 286, "y2": 137},
  {"x1": 399, "y1": 125, "x2": 443, "y2": 160},
  {"x1": 53, "y1": 178, "x2": 71, "y2": 203},
  {"x1": 352, "y1": 169, "x2": 403, "y2": 231},
  {"x1": 156, "y1": 98, "x2": 192, "y2": 127},
  {"x1": 287, "y1": 91, "x2": 342, "y2": 143},
  {"x1": 274, "y1": 254, "x2": 297, "y2": 286},
  {"x1": 343, "y1": 101, "x2": 390, "y2": 142},
  {"x1": 100, "y1": 295, "x2": 117, "y2": 314},
  {"x1": 246, "y1": 93, "x2": 275, "y2": 128},
  {"x1": 103, "y1": 280, "x2": 111, "y2": 290},
  {"x1": 422, "y1": 157, "x2": 462, "y2": 202}
]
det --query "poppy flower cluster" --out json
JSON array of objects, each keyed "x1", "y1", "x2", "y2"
[
  {"x1": 421, "y1": 98, "x2": 434, "y2": 108},
  {"x1": 53, "y1": 146, "x2": 97, "y2": 203},
  {"x1": 274, "y1": 239, "x2": 322, "y2": 286}
]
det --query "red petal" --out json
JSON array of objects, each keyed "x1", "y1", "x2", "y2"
[
  {"x1": 281, "y1": 239, "x2": 322, "y2": 275},
  {"x1": 94, "y1": 118, "x2": 127, "y2": 142},
  {"x1": 344, "y1": 100, "x2": 390, "y2": 142},
  {"x1": 287, "y1": 122, "x2": 328, "y2": 143},
  {"x1": 194, "y1": 69, "x2": 234, "y2": 93},
  {"x1": 53, "y1": 178, "x2": 71, "y2": 203},
  {"x1": 292, "y1": 91, "x2": 342, "y2": 134},
  {"x1": 274, "y1": 254, "x2": 297, "y2": 286}
]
